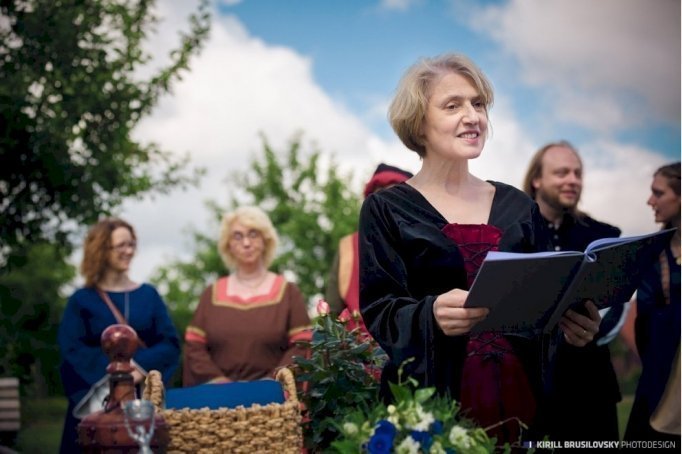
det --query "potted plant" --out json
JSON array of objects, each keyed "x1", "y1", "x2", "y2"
[{"x1": 294, "y1": 301, "x2": 386, "y2": 451}]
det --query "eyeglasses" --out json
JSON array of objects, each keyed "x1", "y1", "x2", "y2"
[
  {"x1": 110, "y1": 241, "x2": 137, "y2": 252},
  {"x1": 230, "y1": 230, "x2": 262, "y2": 243}
]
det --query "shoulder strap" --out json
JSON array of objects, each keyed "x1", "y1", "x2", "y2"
[
  {"x1": 96, "y1": 287, "x2": 127, "y2": 325},
  {"x1": 96, "y1": 287, "x2": 147, "y2": 348}
]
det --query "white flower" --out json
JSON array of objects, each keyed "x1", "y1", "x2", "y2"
[
  {"x1": 410, "y1": 406, "x2": 435, "y2": 431},
  {"x1": 361, "y1": 420, "x2": 374, "y2": 436},
  {"x1": 396, "y1": 436, "x2": 420, "y2": 454},
  {"x1": 387, "y1": 404, "x2": 397, "y2": 415},
  {"x1": 387, "y1": 414, "x2": 401, "y2": 428},
  {"x1": 449, "y1": 425, "x2": 472, "y2": 449},
  {"x1": 429, "y1": 441, "x2": 446, "y2": 454},
  {"x1": 342, "y1": 422, "x2": 358, "y2": 436}
]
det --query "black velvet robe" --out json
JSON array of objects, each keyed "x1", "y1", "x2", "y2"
[
  {"x1": 358, "y1": 181, "x2": 550, "y2": 401},
  {"x1": 543, "y1": 213, "x2": 623, "y2": 441}
]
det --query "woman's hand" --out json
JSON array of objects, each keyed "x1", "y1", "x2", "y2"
[
  {"x1": 433, "y1": 288, "x2": 489, "y2": 336},
  {"x1": 208, "y1": 376, "x2": 232, "y2": 384},
  {"x1": 559, "y1": 300, "x2": 601, "y2": 347}
]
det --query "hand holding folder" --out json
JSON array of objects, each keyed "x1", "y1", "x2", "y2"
[{"x1": 464, "y1": 228, "x2": 675, "y2": 334}]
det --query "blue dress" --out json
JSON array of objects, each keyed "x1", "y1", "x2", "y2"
[
  {"x1": 625, "y1": 246, "x2": 681, "y2": 443},
  {"x1": 58, "y1": 284, "x2": 180, "y2": 453}
]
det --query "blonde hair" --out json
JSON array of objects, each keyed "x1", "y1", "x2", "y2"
[
  {"x1": 81, "y1": 218, "x2": 136, "y2": 287},
  {"x1": 388, "y1": 53, "x2": 494, "y2": 157},
  {"x1": 218, "y1": 206, "x2": 279, "y2": 270}
]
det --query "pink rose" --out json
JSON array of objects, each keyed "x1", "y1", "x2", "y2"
[
  {"x1": 316, "y1": 299, "x2": 330, "y2": 316},
  {"x1": 339, "y1": 308, "x2": 351, "y2": 323}
]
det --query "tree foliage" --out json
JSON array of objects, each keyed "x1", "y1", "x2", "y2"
[
  {"x1": 152, "y1": 134, "x2": 362, "y2": 314},
  {"x1": 0, "y1": 0, "x2": 210, "y2": 264},
  {"x1": 0, "y1": 242, "x2": 75, "y2": 396}
]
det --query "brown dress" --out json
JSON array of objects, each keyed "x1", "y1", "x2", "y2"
[{"x1": 183, "y1": 274, "x2": 312, "y2": 386}]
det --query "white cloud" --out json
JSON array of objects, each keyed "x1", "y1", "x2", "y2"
[
  {"x1": 465, "y1": 0, "x2": 680, "y2": 130},
  {"x1": 473, "y1": 95, "x2": 662, "y2": 236},
  {"x1": 576, "y1": 141, "x2": 663, "y2": 236},
  {"x1": 379, "y1": 0, "x2": 423, "y2": 12},
  {"x1": 114, "y1": 1, "x2": 665, "y2": 283},
  {"x1": 119, "y1": 5, "x2": 420, "y2": 281}
]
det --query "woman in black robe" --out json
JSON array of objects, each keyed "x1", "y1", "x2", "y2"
[{"x1": 359, "y1": 54, "x2": 602, "y2": 445}]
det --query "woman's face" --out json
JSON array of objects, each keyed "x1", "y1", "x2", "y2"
[
  {"x1": 228, "y1": 220, "x2": 265, "y2": 268},
  {"x1": 647, "y1": 174, "x2": 681, "y2": 225},
  {"x1": 421, "y1": 72, "x2": 488, "y2": 161},
  {"x1": 107, "y1": 227, "x2": 136, "y2": 273}
]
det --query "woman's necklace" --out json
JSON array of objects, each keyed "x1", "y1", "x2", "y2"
[{"x1": 234, "y1": 272, "x2": 269, "y2": 289}]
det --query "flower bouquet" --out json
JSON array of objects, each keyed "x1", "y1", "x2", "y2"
[
  {"x1": 294, "y1": 301, "x2": 387, "y2": 450},
  {"x1": 330, "y1": 363, "x2": 501, "y2": 454}
]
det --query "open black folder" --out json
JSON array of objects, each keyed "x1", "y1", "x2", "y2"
[{"x1": 464, "y1": 228, "x2": 675, "y2": 334}]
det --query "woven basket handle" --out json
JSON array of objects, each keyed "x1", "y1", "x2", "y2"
[
  {"x1": 275, "y1": 367, "x2": 299, "y2": 405},
  {"x1": 142, "y1": 370, "x2": 165, "y2": 412}
]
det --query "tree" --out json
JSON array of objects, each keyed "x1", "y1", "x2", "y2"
[
  {"x1": 152, "y1": 134, "x2": 362, "y2": 315},
  {"x1": 0, "y1": 0, "x2": 210, "y2": 265},
  {"x1": 0, "y1": 242, "x2": 75, "y2": 397}
]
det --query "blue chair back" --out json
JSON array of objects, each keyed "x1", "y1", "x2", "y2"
[{"x1": 165, "y1": 379, "x2": 285, "y2": 410}]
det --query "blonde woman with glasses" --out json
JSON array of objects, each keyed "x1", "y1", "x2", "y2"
[{"x1": 183, "y1": 206, "x2": 312, "y2": 386}]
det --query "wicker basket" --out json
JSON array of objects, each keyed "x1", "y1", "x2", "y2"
[{"x1": 143, "y1": 369, "x2": 303, "y2": 453}]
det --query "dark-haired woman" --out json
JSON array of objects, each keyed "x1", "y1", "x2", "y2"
[{"x1": 625, "y1": 162, "x2": 681, "y2": 444}]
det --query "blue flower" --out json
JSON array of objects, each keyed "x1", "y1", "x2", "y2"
[
  {"x1": 410, "y1": 430, "x2": 433, "y2": 451},
  {"x1": 431, "y1": 420, "x2": 444, "y2": 434},
  {"x1": 375, "y1": 419, "x2": 397, "y2": 437},
  {"x1": 368, "y1": 420, "x2": 396, "y2": 454}
]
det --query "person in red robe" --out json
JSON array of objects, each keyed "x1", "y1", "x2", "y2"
[{"x1": 325, "y1": 163, "x2": 413, "y2": 337}]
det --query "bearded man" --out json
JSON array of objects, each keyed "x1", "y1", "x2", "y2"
[{"x1": 523, "y1": 140, "x2": 623, "y2": 442}]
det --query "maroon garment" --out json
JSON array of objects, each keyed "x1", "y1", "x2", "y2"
[{"x1": 442, "y1": 223, "x2": 536, "y2": 443}]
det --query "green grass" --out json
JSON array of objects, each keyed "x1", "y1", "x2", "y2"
[
  {"x1": 618, "y1": 394, "x2": 634, "y2": 440},
  {"x1": 15, "y1": 397, "x2": 67, "y2": 454}
]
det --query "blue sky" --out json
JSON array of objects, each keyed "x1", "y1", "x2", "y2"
[
  {"x1": 219, "y1": 0, "x2": 499, "y2": 139},
  {"x1": 220, "y1": 0, "x2": 680, "y2": 157},
  {"x1": 116, "y1": 0, "x2": 680, "y2": 282}
]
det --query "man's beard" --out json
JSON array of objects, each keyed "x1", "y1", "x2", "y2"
[{"x1": 539, "y1": 190, "x2": 579, "y2": 212}]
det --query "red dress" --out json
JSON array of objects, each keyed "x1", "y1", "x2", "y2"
[{"x1": 442, "y1": 223, "x2": 536, "y2": 444}]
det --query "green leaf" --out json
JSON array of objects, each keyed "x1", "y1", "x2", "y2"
[{"x1": 414, "y1": 387, "x2": 436, "y2": 403}]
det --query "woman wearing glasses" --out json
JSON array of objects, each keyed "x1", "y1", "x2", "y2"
[
  {"x1": 182, "y1": 206, "x2": 312, "y2": 386},
  {"x1": 58, "y1": 218, "x2": 180, "y2": 453}
]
